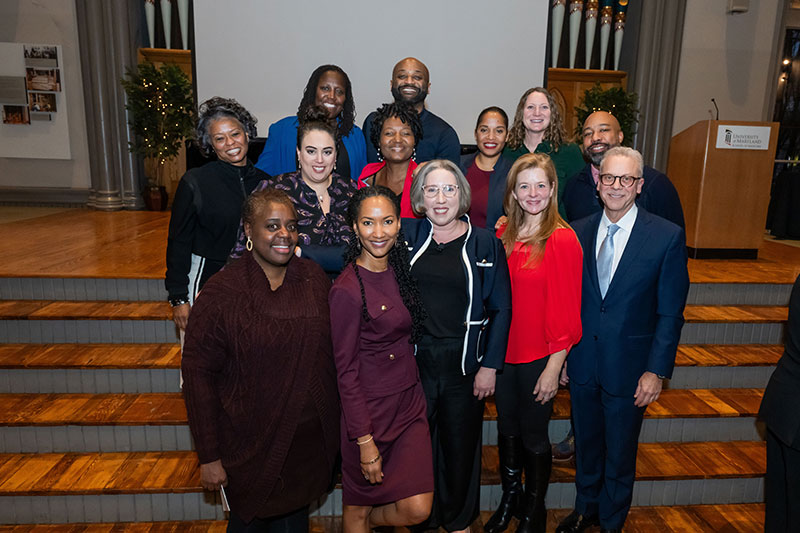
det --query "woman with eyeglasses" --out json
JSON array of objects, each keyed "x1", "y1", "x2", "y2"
[{"x1": 403, "y1": 160, "x2": 512, "y2": 533}]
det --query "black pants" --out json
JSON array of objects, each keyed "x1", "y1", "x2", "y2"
[
  {"x1": 416, "y1": 336, "x2": 484, "y2": 532},
  {"x1": 227, "y1": 505, "x2": 308, "y2": 533},
  {"x1": 765, "y1": 427, "x2": 800, "y2": 532},
  {"x1": 494, "y1": 357, "x2": 553, "y2": 454}
]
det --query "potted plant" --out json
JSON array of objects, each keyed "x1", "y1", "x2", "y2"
[
  {"x1": 122, "y1": 61, "x2": 194, "y2": 210},
  {"x1": 574, "y1": 83, "x2": 639, "y2": 146}
]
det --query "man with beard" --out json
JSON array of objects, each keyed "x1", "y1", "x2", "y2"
[
  {"x1": 363, "y1": 57, "x2": 461, "y2": 166},
  {"x1": 562, "y1": 111, "x2": 685, "y2": 228}
]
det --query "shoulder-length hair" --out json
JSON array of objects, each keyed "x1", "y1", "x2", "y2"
[
  {"x1": 409, "y1": 159, "x2": 471, "y2": 218},
  {"x1": 297, "y1": 64, "x2": 356, "y2": 138},
  {"x1": 506, "y1": 87, "x2": 568, "y2": 152},
  {"x1": 501, "y1": 152, "x2": 569, "y2": 266}
]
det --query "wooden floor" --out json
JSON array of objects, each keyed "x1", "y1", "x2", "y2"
[{"x1": 0, "y1": 208, "x2": 798, "y2": 283}]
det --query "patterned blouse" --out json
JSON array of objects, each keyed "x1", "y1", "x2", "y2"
[{"x1": 230, "y1": 171, "x2": 356, "y2": 259}]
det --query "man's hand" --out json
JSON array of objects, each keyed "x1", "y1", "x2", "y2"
[
  {"x1": 634, "y1": 371, "x2": 663, "y2": 407},
  {"x1": 473, "y1": 367, "x2": 497, "y2": 399},
  {"x1": 172, "y1": 303, "x2": 191, "y2": 330},
  {"x1": 200, "y1": 459, "x2": 228, "y2": 491}
]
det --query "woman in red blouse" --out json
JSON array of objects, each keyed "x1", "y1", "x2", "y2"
[{"x1": 488, "y1": 153, "x2": 583, "y2": 533}]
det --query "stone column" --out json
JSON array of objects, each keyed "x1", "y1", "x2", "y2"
[
  {"x1": 75, "y1": 0, "x2": 145, "y2": 210},
  {"x1": 628, "y1": 0, "x2": 687, "y2": 171}
]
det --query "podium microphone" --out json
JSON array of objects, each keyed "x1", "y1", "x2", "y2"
[{"x1": 711, "y1": 98, "x2": 720, "y2": 120}]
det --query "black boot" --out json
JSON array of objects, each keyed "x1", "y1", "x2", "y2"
[
  {"x1": 515, "y1": 450, "x2": 552, "y2": 533},
  {"x1": 484, "y1": 434, "x2": 523, "y2": 533}
]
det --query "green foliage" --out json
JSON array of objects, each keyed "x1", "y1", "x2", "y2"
[
  {"x1": 574, "y1": 83, "x2": 639, "y2": 146},
  {"x1": 121, "y1": 62, "x2": 194, "y2": 185}
]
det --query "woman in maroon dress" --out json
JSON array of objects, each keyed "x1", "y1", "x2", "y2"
[{"x1": 330, "y1": 186, "x2": 433, "y2": 533}]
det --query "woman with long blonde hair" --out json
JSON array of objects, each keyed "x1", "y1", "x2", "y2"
[{"x1": 487, "y1": 153, "x2": 583, "y2": 533}]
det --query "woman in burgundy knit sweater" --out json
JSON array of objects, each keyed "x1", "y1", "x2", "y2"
[
  {"x1": 182, "y1": 189, "x2": 340, "y2": 532},
  {"x1": 330, "y1": 186, "x2": 433, "y2": 533}
]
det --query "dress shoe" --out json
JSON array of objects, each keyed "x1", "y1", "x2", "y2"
[
  {"x1": 551, "y1": 430, "x2": 575, "y2": 462},
  {"x1": 554, "y1": 510, "x2": 600, "y2": 533}
]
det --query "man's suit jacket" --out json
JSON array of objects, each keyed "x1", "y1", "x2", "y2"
[
  {"x1": 759, "y1": 273, "x2": 800, "y2": 448},
  {"x1": 563, "y1": 164, "x2": 686, "y2": 229},
  {"x1": 568, "y1": 208, "x2": 690, "y2": 396}
]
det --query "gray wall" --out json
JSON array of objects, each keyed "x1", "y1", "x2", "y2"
[{"x1": 0, "y1": 0, "x2": 90, "y2": 191}]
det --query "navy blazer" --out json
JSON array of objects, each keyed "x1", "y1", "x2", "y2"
[
  {"x1": 563, "y1": 163, "x2": 686, "y2": 229},
  {"x1": 461, "y1": 152, "x2": 513, "y2": 230},
  {"x1": 404, "y1": 217, "x2": 512, "y2": 375},
  {"x1": 568, "y1": 208, "x2": 690, "y2": 396},
  {"x1": 759, "y1": 274, "x2": 800, "y2": 447}
]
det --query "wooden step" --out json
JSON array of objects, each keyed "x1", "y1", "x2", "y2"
[
  {"x1": 0, "y1": 344, "x2": 180, "y2": 369},
  {"x1": 481, "y1": 440, "x2": 765, "y2": 485},
  {"x1": 0, "y1": 301, "x2": 171, "y2": 321},
  {"x1": 0, "y1": 503, "x2": 766, "y2": 532},
  {"x1": 0, "y1": 388, "x2": 763, "y2": 428},
  {"x1": 0, "y1": 441, "x2": 765, "y2": 496},
  {"x1": 0, "y1": 393, "x2": 186, "y2": 426},
  {"x1": 486, "y1": 388, "x2": 764, "y2": 421},
  {"x1": 0, "y1": 343, "x2": 780, "y2": 372},
  {"x1": 684, "y1": 305, "x2": 788, "y2": 323},
  {"x1": 676, "y1": 344, "x2": 782, "y2": 366}
]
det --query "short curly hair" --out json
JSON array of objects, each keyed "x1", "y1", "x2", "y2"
[
  {"x1": 195, "y1": 97, "x2": 258, "y2": 158},
  {"x1": 506, "y1": 87, "x2": 567, "y2": 152},
  {"x1": 369, "y1": 102, "x2": 423, "y2": 155}
]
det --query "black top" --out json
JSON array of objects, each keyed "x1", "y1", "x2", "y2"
[
  {"x1": 412, "y1": 232, "x2": 468, "y2": 339},
  {"x1": 165, "y1": 159, "x2": 268, "y2": 300},
  {"x1": 336, "y1": 139, "x2": 352, "y2": 181}
]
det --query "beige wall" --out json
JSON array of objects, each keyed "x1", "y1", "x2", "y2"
[
  {"x1": 671, "y1": 0, "x2": 783, "y2": 136},
  {"x1": 0, "y1": 0, "x2": 90, "y2": 190}
]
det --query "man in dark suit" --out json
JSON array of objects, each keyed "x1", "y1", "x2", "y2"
[
  {"x1": 759, "y1": 273, "x2": 800, "y2": 532},
  {"x1": 562, "y1": 111, "x2": 685, "y2": 228},
  {"x1": 556, "y1": 147, "x2": 690, "y2": 533}
]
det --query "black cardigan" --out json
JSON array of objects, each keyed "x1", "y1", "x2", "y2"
[
  {"x1": 165, "y1": 159, "x2": 268, "y2": 300},
  {"x1": 461, "y1": 152, "x2": 513, "y2": 231}
]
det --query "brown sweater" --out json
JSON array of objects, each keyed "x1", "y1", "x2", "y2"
[{"x1": 182, "y1": 252, "x2": 340, "y2": 521}]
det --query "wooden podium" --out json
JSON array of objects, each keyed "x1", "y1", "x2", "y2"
[{"x1": 667, "y1": 120, "x2": 779, "y2": 259}]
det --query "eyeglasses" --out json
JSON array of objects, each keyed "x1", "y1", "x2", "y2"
[
  {"x1": 422, "y1": 184, "x2": 459, "y2": 198},
  {"x1": 599, "y1": 174, "x2": 642, "y2": 187}
]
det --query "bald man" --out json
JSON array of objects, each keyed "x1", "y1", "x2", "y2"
[
  {"x1": 363, "y1": 57, "x2": 461, "y2": 166},
  {"x1": 562, "y1": 111, "x2": 685, "y2": 228}
]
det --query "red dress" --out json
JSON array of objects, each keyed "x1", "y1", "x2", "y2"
[{"x1": 502, "y1": 226, "x2": 583, "y2": 363}]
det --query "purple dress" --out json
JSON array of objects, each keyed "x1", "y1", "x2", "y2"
[{"x1": 330, "y1": 264, "x2": 434, "y2": 505}]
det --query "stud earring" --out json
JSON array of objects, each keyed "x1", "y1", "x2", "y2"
[{"x1": 246, "y1": 236, "x2": 253, "y2": 251}]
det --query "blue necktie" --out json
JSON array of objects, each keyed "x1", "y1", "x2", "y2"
[{"x1": 597, "y1": 224, "x2": 620, "y2": 298}]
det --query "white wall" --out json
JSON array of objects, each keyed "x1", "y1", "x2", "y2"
[
  {"x1": 671, "y1": 0, "x2": 783, "y2": 136},
  {"x1": 194, "y1": 0, "x2": 549, "y2": 142},
  {"x1": 0, "y1": 0, "x2": 90, "y2": 189}
]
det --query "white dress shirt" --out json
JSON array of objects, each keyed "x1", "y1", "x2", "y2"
[{"x1": 595, "y1": 204, "x2": 638, "y2": 284}]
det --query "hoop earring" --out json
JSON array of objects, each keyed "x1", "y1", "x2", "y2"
[
  {"x1": 377, "y1": 150, "x2": 383, "y2": 163},
  {"x1": 246, "y1": 237, "x2": 253, "y2": 251}
]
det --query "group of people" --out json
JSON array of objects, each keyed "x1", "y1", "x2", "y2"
[{"x1": 165, "y1": 56, "x2": 692, "y2": 533}]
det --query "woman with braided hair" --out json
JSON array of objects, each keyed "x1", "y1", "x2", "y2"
[{"x1": 330, "y1": 186, "x2": 433, "y2": 533}]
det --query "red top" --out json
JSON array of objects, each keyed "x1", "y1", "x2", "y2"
[
  {"x1": 357, "y1": 160, "x2": 419, "y2": 218},
  {"x1": 498, "y1": 225, "x2": 583, "y2": 364},
  {"x1": 465, "y1": 163, "x2": 492, "y2": 228}
]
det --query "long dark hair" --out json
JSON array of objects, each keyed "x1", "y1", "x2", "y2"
[
  {"x1": 343, "y1": 186, "x2": 426, "y2": 343},
  {"x1": 297, "y1": 64, "x2": 356, "y2": 138}
]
